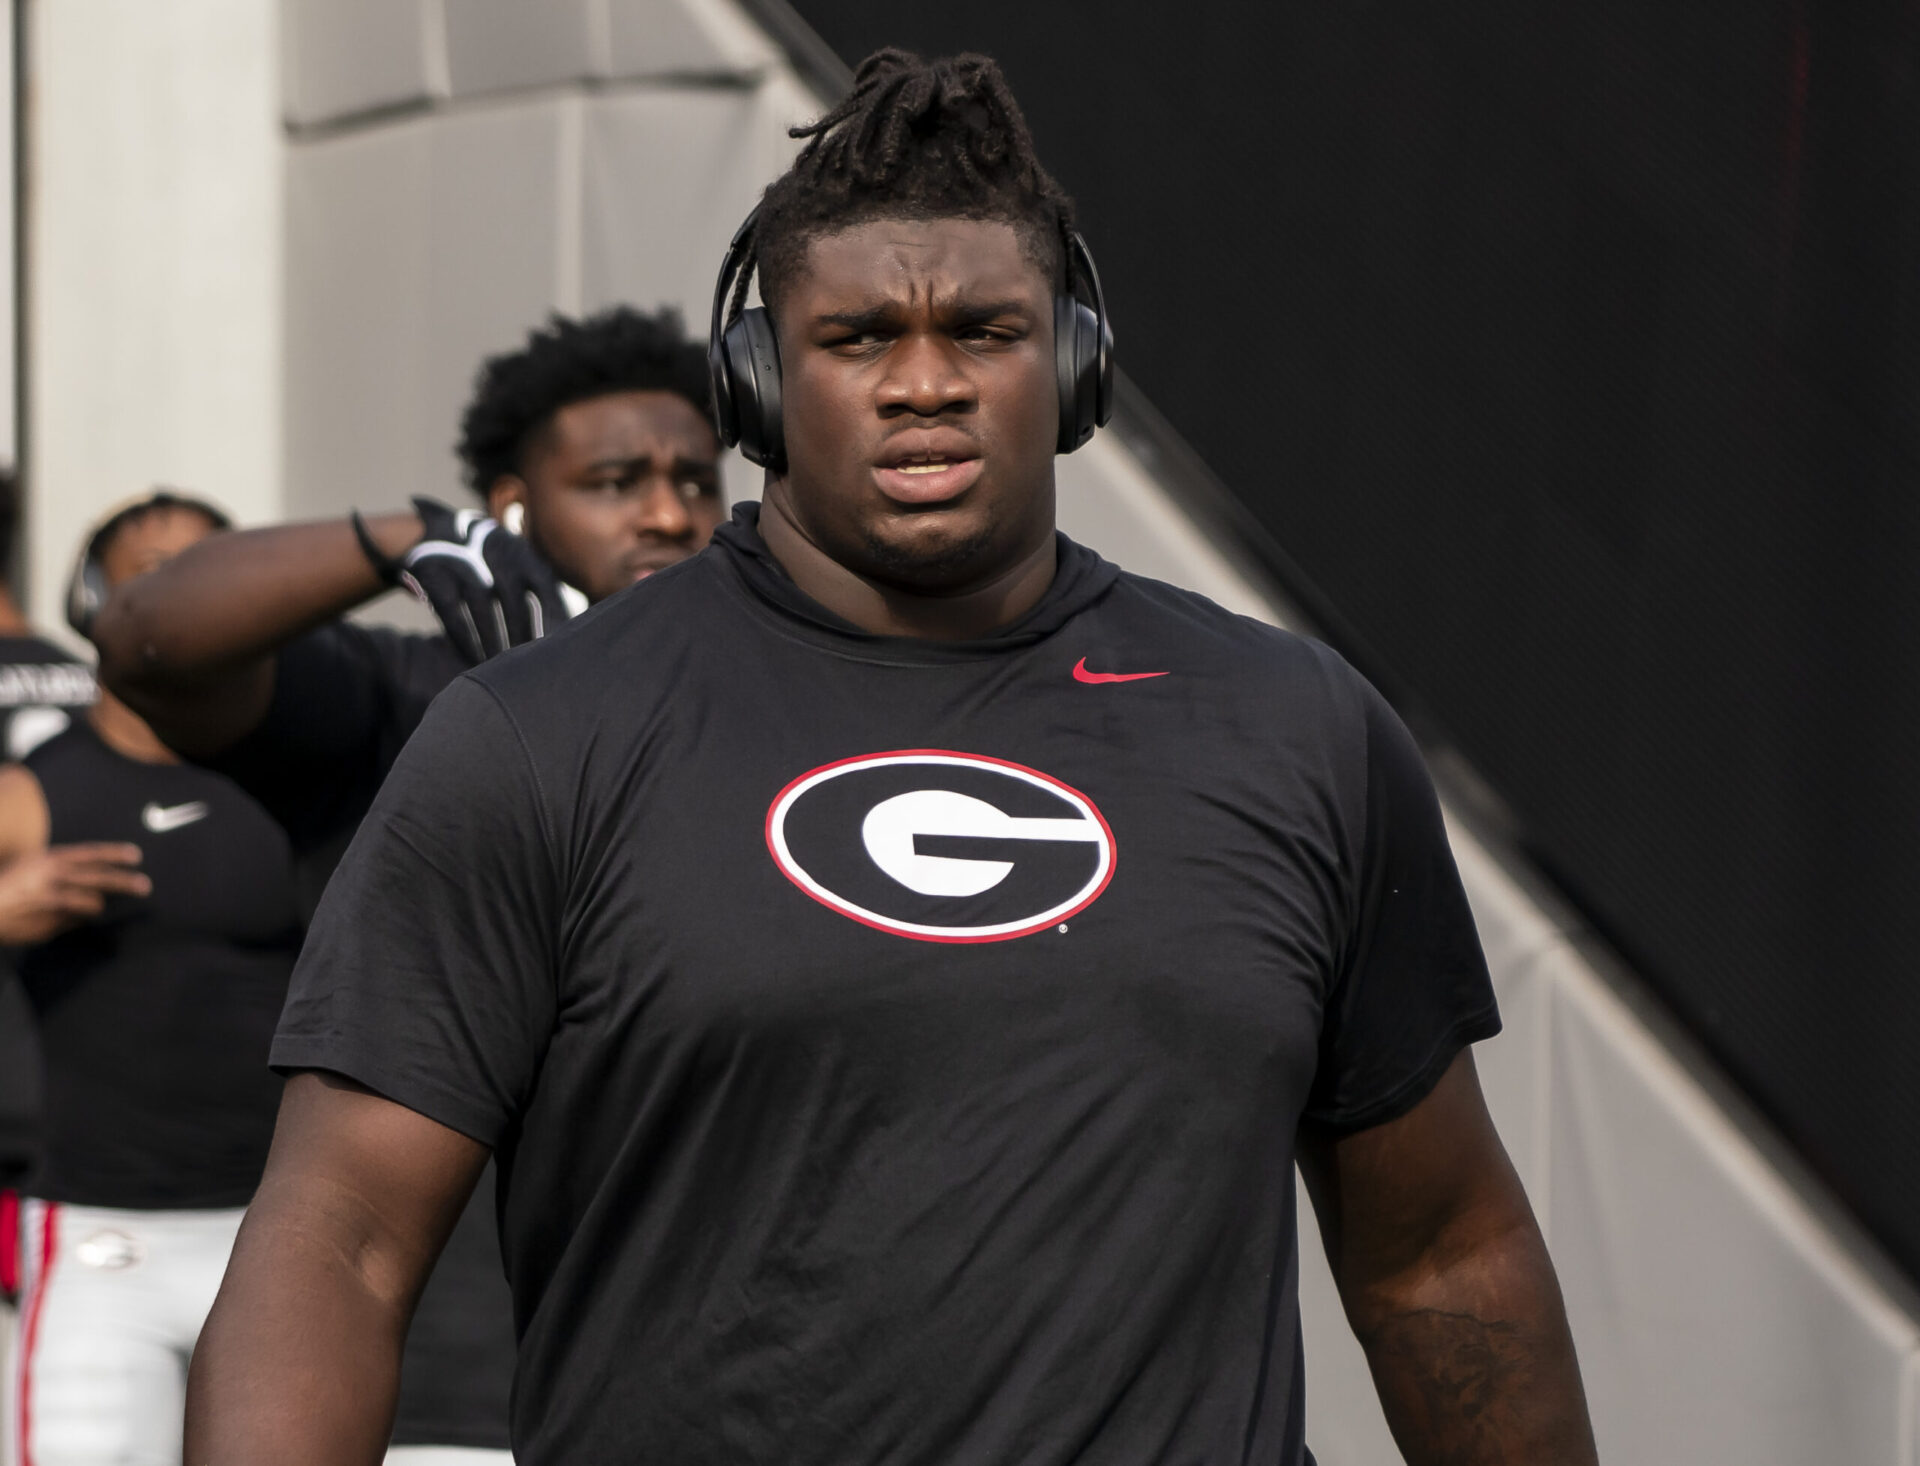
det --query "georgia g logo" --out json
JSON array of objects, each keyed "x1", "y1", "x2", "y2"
[{"x1": 765, "y1": 750, "x2": 1116, "y2": 943}]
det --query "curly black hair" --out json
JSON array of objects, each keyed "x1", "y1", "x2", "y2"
[
  {"x1": 456, "y1": 305, "x2": 712, "y2": 495},
  {"x1": 736, "y1": 49, "x2": 1075, "y2": 322},
  {"x1": 87, "y1": 490, "x2": 232, "y2": 565}
]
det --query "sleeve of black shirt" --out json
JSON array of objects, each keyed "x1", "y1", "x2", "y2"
[
  {"x1": 205, "y1": 622, "x2": 460, "y2": 856},
  {"x1": 1302, "y1": 680, "x2": 1502, "y2": 1133},
  {"x1": 269, "y1": 676, "x2": 560, "y2": 1146}
]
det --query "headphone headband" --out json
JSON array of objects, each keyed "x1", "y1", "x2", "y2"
[{"x1": 66, "y1": 488, "x2": 233, "y2": 639}]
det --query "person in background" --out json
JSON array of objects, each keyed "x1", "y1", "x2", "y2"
[
  {"x1": 0, "y1": 467, "x2": 100, "y2": 1330},
  {"x1": 93, "y1": 305, "x2": 725, "y2": 1460},
  {"x1": 2, "y1": 494, "x2": 300, "y2": 1466}
]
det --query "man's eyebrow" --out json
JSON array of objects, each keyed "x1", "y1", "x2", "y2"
[
  {"x1": 945, "y1": 299, "x2": 1034, "y2": 326},
  {"x1": 579, "y1": 454, "x2": 719, "y2": 476},
  {"x1": 813, "y1": 304, "x2": 899, "y2": 332},
  {"x1": 813, "y1": 298, "x2": 1037, "y2": 331}
]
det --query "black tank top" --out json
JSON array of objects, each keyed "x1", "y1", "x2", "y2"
[{"x1": 19, "y1": 720, "x2": 302, "y2": 1207}]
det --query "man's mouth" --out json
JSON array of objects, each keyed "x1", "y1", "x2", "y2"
[{"x1": 873, "y1": 438, "x2": 984, "y2": 504}]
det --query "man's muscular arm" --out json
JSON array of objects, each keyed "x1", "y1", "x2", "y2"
[
  {"x1": 184, "y1": 1070, "x2": 487, "y2": 1464},
  {"x1": 91, "y1": 512, "x2": 422, "y2": 758},
  {"x1": 1298, "y1": 1050, "x2": 1597, "y2": 1466}
]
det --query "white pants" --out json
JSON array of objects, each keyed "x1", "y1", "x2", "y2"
[
  {"x1": 6, "y1": 1200, "x2": 241, "y2": 1466},
  {"x1": 0, "y1": 1201, "x2": 515, "y2": 1466}
]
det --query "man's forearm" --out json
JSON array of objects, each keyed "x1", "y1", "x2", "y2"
[
  {"x1": 184, "y1": 1179, "x2": 411, "y2": 1464},
  {"x1": 1350, "y1": 1217, "x2": 1597, "y2": 1466},
  {"x1": 94, "y1": 513, "x2": 421, "y2": 755}
]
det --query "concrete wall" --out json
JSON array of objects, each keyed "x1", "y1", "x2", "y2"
[
  {"x1": 21, "y1": 0, "x2": 282, "y2": 644},
  {"x1": 280, "y1": 0, "x2": 813, "y2": 524}
]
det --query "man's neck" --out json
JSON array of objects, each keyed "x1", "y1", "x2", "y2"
[
  {"x1": 757, "y1": 490, "x2": 1057, "y2": 642},
  {"x1": 89, "y1": 691, "x2": 180, "y2": 765}
]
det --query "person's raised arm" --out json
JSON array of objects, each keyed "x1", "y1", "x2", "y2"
[
  {"x1": 91, "y1": 512, "x2": 424, "y2": 758},
  {"x1": 1297, "y1": 1050, "x2": 1598, "y2": 1465},
  {"x1": 185, "y1": 1069, "x2": 488, "y2": 1463}
]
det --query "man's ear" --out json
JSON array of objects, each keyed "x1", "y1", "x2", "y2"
[{"x1": 487, "y1": 476, "x2": 529, "y2": 534}]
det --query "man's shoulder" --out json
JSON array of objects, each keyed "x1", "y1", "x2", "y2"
[
  {"x1": 461, "y1": 554, "x2": 726, "y2": 729},
  {"x1": 1102, "y1": 568, "x2": 1365, "y2": 699}
]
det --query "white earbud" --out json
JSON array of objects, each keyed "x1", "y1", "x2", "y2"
[{"x1": 500, "y1": 501, "x2": 526, "y2": 535}]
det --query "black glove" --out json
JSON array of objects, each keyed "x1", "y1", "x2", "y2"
[{"x1": 384, "y1": 497, "x2": 570, "y2": 665}]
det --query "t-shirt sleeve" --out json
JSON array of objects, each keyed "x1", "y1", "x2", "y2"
[
  {"x1": 1303, "y1": 682, "x2": 1501, "y2": 1133},
  {"x1": 203, "y1": 623, "x2": 459, "y2": 855},
  {"x1": 269, "y1": 675, "x2": 560, "y2": 1146}
]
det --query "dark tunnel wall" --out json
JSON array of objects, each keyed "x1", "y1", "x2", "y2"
[{"x1": 780, "y1": 2, "x2": 1920, "y2": 1280}]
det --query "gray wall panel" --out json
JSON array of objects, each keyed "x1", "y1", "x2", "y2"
[
  {"x1": 443, "y1": 0, "x2": 601, "y2": 97},
  {"x1": 284, "y1": 121, "x2": 432, "y2": 519},
  {"x1": 1549, "y1": 966, "x2": 1918, "y2": 1466},
  {"x1": 286, "y1": 98, "x2": 569, "y2": 518},
  {"x1": 282, "y1": 0, "x2": 440, "y2": 128},
  {"x1": 581, "y1": 83, "x2": 801, "y2": 324},
  {"x1": 416, "y1": 100, "x2": 574, "y2": 501},
  {"x1": 605, "y1": 0, "x2": 777, "y2": 77}
]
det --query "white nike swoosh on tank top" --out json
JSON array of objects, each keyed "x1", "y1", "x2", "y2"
[{"x1": 141, "y1": 800, "x2": 210, "y2": 833}]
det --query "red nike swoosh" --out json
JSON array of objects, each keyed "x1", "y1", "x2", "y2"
[{"x1": 1072, "y1": 657, "x2": 1169, "y2": 684}]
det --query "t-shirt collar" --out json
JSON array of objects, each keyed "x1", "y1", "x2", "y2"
[{"x1": 709, "y1": 501, "x2": 1120, "y2": 657}]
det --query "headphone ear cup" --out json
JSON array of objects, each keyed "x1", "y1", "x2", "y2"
[
  {"x1": 65, "y1": 557, "x2": 107, "y2": 639},
  {"x1": 1054, "y1": 295, "x2": 1102, "y2": 454},
  {"x1": 722, "y1": 307, "x2": 786, "y2": 472}
]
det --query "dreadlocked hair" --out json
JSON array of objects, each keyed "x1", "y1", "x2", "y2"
[
  {"x1": 737, "y1": 49, "x2": 1075, "y2": 323},
  {"x1": 456, "y1": 305, "x2": 711, "y2": 496}
]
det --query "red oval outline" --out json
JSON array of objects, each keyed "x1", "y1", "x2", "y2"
[{"x1": 764, "y1": 749, "x2": 1116, "y2": 944}]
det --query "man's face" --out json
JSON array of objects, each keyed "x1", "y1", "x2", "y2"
[
  {"x1": 99, "y1": 505, "x2": 221, "y2": 588},
  {"x1": 772, "y1": 217, "x2": 1059, "y2": 592},
  {"x1": 493, "y1": 389, "x2": 725, "y2": 604}
]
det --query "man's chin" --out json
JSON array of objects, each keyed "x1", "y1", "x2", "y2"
[{"x1": 856, "y1": 514, "x2": 1002, "y2": 591}]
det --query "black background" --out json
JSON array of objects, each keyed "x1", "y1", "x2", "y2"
[{"x1": 782, "y1": 1, "x2": 1920, "y2": 1281}]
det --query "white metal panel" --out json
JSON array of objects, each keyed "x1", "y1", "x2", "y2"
[
  {"x1": 1550, "y1": 957, "x2": 1919, "y2": 1466},
  {"x1": 28, "y1": 0, "x2": 282, "y2": 639},
  {"x1": 285, "y1": 97, "x2": 571, "y2": 519},
  {"x1": 581, "y1": 88, "x2": 776, "y2": 325},
  {"x1": 1054, "y1": 436, "x2": 1274, "y2": 621},
  {"x1": 604, "y1": 0, "x2": 777, "y2": 78},
  {"x1": 417, "y1": 99, "x2": 574, "y2": 502},
  {"x1": 283, "y1": 120, "x2": 433, "y2": 520},
  {"x1": 281, "y1": 0, "x2": 443, "y2": 129},
  {"x1": 442, "y1": 0, "x2": 601, "y2": 97}
]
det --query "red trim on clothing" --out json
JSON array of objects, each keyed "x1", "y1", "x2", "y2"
[
  {"x1": 0, "y1": 1189, "x2": 18, "y2": 1297},
  {"x1": 16, "y1": 1201, "x2": 58, "y2": 1466}
]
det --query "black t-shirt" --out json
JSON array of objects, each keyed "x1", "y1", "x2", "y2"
[
  {"x1": 209, "y1": 620, "x2": 513, "y2": 1449},
  {"x1": 275, "y1": 506, "x2": 1500, "y2": 1465},
  {"x1": 0, "y1": 635, "x2": 96, "y2": 1189},
  {"x1": 18, "y1": 722, "x2": 301, "y2": 1207}
]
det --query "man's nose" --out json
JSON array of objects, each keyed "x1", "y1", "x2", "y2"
[
  {"x1": 876, "y1": 333, "x2": 976, "y2": 417},
  {"x1": 632, "y1": 477, "x2": 695, "y2": 539}
]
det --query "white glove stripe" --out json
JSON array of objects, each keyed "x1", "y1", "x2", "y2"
[{"x1": 404, "y1": 532, "x2": 496, "y2": 588}]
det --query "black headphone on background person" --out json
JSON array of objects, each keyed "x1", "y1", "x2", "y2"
[
  {"x1": 708, "y1": 204, "x2": 1116, "y2": 474},
  {"x1": 66, "y1": 489, "x2": 233, "y2": 638}
]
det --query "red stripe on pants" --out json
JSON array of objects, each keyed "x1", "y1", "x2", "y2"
[{"x1": 16, "y1": 1202, "x2": 58, "y2": 1466}]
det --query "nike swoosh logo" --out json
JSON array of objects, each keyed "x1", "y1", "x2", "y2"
[
  {"x1": 142, "y1": 800, "x2": 209, "y2": 833},
  {"x1": 1072, "y1": 657, "x2": 1169, "y2": 684}
]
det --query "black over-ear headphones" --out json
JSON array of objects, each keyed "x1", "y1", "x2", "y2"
[
  {"x1": 708, "y1": 205, "x2": 1115, "y2": 474},
  {"x1": 66, "y1": 490, "x2": 233, "y2": 638}
]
